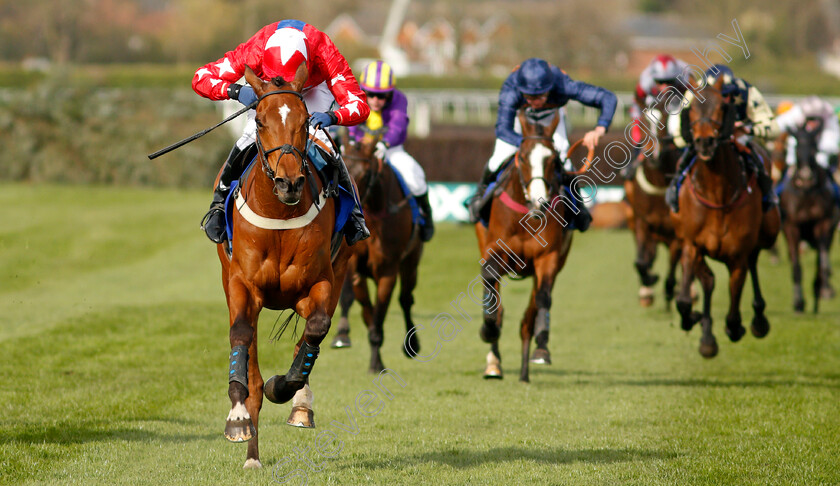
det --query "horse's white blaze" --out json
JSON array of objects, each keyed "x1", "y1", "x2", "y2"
[
  {"x1": 227, "y1": 402, "x2": 250, "y2": 421},
  {"x1": 278, "y1": 104, "x2": 291, "y2": 125},
  {"x1": 528, "y1": 144, "x2": 552, "y2": 205},
  {"x1": 291, "y1": 384, "x2": 314, "y2": 409}
]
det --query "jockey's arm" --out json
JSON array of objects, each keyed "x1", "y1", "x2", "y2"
[
  {"x1": 745, "y1": 86, "x2": 779, "y2": 141},
  {"x1": 314, "y1": 33, "x2": 369, "y2": 126},
  {"x1": 564, "y1": 78, "x2": 617, "y2": 150},
  {"x1": 817, "y1": 112, "x2": 840, "y2": 167}
]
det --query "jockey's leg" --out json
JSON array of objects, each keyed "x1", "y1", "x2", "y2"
[
  {"x1": 745, "y1": 141, "x2": 777, "y2": 212},
  {"x1": 665, "y1": 147, "x2": 695, "y2": 213},
  {"x1": 201, "y1": 143, "x2": 254, "y2": 243},
  {"x1": 334, "y1": 152, "x2": 370, "y2": 245},
  {"x1": 468, "y1": 139, "x2": 518, "y2": 223},
  {"x1": 387, "y1": 147, "x2": 434, "y2": 241}
]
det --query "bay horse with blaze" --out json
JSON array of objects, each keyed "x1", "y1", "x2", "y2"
[
  {"x1": 474, "y1": 107, "x2": 574, "y2": 382},
  {"x1": 671, "y1": 77, "x2": 780, "y2": 358},
  {"x1": 216, "y1": 65, "x2": 352, "y2": 468}
]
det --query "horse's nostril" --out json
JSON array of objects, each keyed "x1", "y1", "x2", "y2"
[{"x1": 294, "y1": 176, "x2": 305, "y2": 191}]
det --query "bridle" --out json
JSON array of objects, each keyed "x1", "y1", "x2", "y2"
[
  {"x1": 514, "y1": 134, "x2": 561, "y2": 204},
  {"x1": 253, "y1": 89, "x2": 311, "y2": 181}
]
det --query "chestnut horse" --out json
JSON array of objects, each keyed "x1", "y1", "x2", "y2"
[
  {"x1": 474, "y1": 107, "x2": 574, "y2": 382},
  {"x1": 671, "y1": 77, "x2": 780, "y2": 358},
  {"x1": 330, "y1": 130, "x2": 424, "y2": 372},
  {"x1": 216, "y1": 65, "x2": 352, "y2": 468},
  {"x1": 624, "y1": 97, "x2": 683, "y2": 307},
  {"x1": 777, "y1": 123, "x2": 839, "y2": 312}
]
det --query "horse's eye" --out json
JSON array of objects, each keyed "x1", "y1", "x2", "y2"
[{"x1": 255, "y1": 118, "x2": 264, "y2": 129}]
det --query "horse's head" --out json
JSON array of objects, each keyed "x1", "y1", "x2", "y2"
[
  {"x1": 342, "y1": 128, "x2": 385, "y2": 197},
  {"x1": 516, "y1": 108, "x2": 562, "y2": 207},
  {"x1": 245, "y1": 64, "x2": 310, "y2": 205},
  {"x1": 684, "y1": 77, "x2": 735, "y2": 162},
  {"x1": 791, "y1": 120, "x2": 822, "y2": 189}
]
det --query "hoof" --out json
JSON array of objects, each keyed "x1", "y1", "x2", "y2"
[
  {"x1": 286, "y1": 406, "x2": 315, "y2": 428},
  {"x1": 751, "y1": 315, "x2": 770, "y2": 338},
  {"x1": 725, "y1": 323, "x2": 746, "y2": 342},
  {"x1": 639, "y1": 295, "x2": 654, "y2": 307},
  {"x1": 264, "y1": 375, "x2": 304, "y2": 405},
  {"x1": 793, "y1": 299, "x2": 805, "y2": 313},
  {"x1": 403, "y1": 332, "x2": 420, "y2": 358},
  {"x1": 331, "y1": 334, "x2": 352, "y2": 348},
  {"x1": 243, "y1": 458, "x2": 262, "y2": 469},
  {"x1": 680, "y1": 311, "x2": 702, "y2": 331},
  {"x1": 529, "y1": 348, "x2": 551, "y2": 365},
  {"x1": 639, "y1": 286, "x2": 655, "y2": 307},
  {"x1": 699, "y1": 336, "x2": 718, "y2": 358},
  {"x1": 820, "y1": 286, "x2": 835, "y2": 300},
  {"x1": 483, "y1": 364, "x2": 503, "y2": 379},
  {"x1": 225, "y1": 418, "x2": 256, "y2": 443}
]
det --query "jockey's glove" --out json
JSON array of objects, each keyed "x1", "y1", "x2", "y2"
[
  {"x1": 375, "y1": 141, "x2": 388, "y2": 160},
  {"x1": 310, "y1": 111, "x2": 337, "y2": 129},
  {"x1": 227, "y1": 83, "x2": 257, "y2": 107}
]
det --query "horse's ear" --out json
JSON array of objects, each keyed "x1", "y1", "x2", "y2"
[
  {"x1": 244, "y1": 65, "x2": 266, "y2": 97},
  {"x1": 290, "y1": 62, "x2": 308, "y2": 92},
  {"x1": 713, "y1": 75, "x2": 725, "y2": 91}
]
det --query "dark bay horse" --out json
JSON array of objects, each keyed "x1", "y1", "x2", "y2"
[
  {"x1": 330, "y1": 130, "x2": 424, "y2": 372},
  {"x1": 474, "y1": 108, "x2": 574, "y2": 382},
  {"x1": 624, "y1": 98, "x2": 683, "y2": 307},
  {"x1": 671, "y1": 77, "x2": 780, "y2": 358},
  {"x1": 778, "y1": 123, "x2": 839, "y2": 312},
  {"x1": 216, "y1": 65, "x2": 352, "y2": 468}
]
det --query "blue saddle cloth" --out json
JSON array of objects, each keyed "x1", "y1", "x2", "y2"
[
  {"x1": 385, "y1": 160, "x2": 423, "y2": 226},
  {"x1": 224, "y1": 143, "x2": 355, "y2": 242}
]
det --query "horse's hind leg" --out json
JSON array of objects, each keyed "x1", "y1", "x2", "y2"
[
  {"x1": 748, "y1": 249, "x2": 770, "y2": 338},
  {"x1": 331, "y1": 268, "x2": 355, "y2": 348},
  {"x1": 519, "y1": 290, "x2": 537, "y2": 383},
  {"x1": 696, "y1": 258, "x2": 717, "y2": 358},
  {"x1": 480, "y1": 263, "x2": 503, "y2": 379},
  {"x1": 664, "y1": 240, "x2": 681, "y2": 310},
  {"x1": 399, "y1": 247, "x2": 423, "y2": 358},
  {"x1": 634, "y1": 224, "x2": 659, "y2": 307},
  {"x1": 243, "y1": 339, "x2": 264, "y2": 468},
  {"x1": 723, "y1": 259, "x2": 748, "y2": 344}
]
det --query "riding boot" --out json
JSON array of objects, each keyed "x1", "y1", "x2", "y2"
[
  {"x1": 748, "y1": 152, "x2": 777, "y2": 212},
  {"x1": 200, "y1": 144, "x2": 250, "y2": 243},
  {"x1": 415, "y1": 192, "x2": 435, "y2": 242},
  {"x1": 467, "y1": 165, "x2": 496, "y2": 223},
  {"x1": 665, "y1": 148, "x2": 694, "y2": 213},
  {"x1": 334, "y1": 155, "x2": 370, "y2": 245}
]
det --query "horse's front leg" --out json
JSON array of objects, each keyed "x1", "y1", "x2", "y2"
[
  {"x1": 399, "y1": 246, "x2": 424, "y2": 358},
  {"x1": 723, "y1": 259, "x2": 748, "y2": 344},
  {"x1": 676, "y1": 244, "x2": 702, "y2": 331},
  {"x1": 529, "y1": 254, "x2": 558, "y2": 367},
  {"x1": 480, "y1": 261, "x2": 503, "y2": 379},
  {"x1": 748, "y1": 249, "x2": 770, "y2": 338},
  {"x1": 815, "y1": 229, "x2": 835, "y2": 305},
  {"x1": 696, "y1": 257, "x2": 717, "y2": 358},
  {"x1": 264, "y1": 280, "x2": 333, "y2": 406},
  {"x1": 785, "y1": 225, "x2": 805, "y2": 312},
  {"x1": 224, "y1": 278, "x2": 261, "y2": 453},
  {"x1": 368, "y1": 273, "x2": 398, "y2": 373}
]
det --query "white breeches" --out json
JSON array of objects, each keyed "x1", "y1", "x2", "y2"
[
  {"x1": 488, "y1": 107, "x2": 570, "y2": 172},
  {"x1": 235, "y1": 81, "x2": 337, "y2": 156},
  {"x1": 386, "y1": 145, "x2": 427, "y2": 195}
]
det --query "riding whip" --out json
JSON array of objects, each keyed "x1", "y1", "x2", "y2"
[{"x1": 147, "y1": 101, "x2": 257, "y2": 160}]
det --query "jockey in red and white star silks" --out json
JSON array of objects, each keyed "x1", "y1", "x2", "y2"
[{"x1": 192, "y1": 19, "x2": 369, "y2": 152}]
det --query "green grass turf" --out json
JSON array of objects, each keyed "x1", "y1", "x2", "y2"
[{"x1": 1, "y1": 183, "x2": 839, "y2": 485}]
